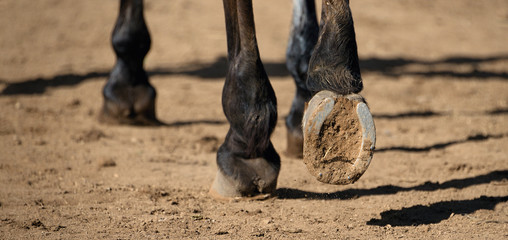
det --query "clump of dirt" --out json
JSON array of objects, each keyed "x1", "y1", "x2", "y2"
[
  {"x1": 97, "y1": 158, "x2": 116, "y2": 168},
  {"x1": 66, "y1": 99, "x2": 81, "y2": 108},
  {"x1": 303, "y1": 96, "x2": 362, "y2": 184},
  {"x1": 73, "y1": 128, "x2": 106, "y2": 143},
  {"x1": 194, "y1": 135, "x2": 220, "y2": 153},
  {"x1": 0, "y1": 118, "x2": 15, "y2": 135}
]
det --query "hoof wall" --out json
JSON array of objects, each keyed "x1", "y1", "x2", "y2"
[
  {"x1": 209, "y1": 169, "x2": 275, "y2": 202},
  {"x1": 98, "y1": 100, "x2": 161, "y2": 126},
  {"x1": 98, "y1": 111, "x2": 161, "y2": 126},
  {"x1": 302, "y1": 90, "x2": 376, "y2": 185}
]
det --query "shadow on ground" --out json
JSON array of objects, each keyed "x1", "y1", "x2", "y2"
[
  {"x1": 372, "y1": 108, "x2": 508, "y2": 119},
  {"x1": 276, "y1": 170, "x2": 508, "y2": 200},
  {"x1": 2, "y1": 55, "x2": 507, "y2": 95},
  {"x1": 366, "y1": 195, "x2": 508, "y2": 226},
  {"x1": 375, "y1": 133, "x2": 508, "y2": 153},
  {"x1": 278, "y1": 171, "x2": 508, "y2": 225}
]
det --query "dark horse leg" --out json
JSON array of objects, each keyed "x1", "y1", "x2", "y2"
[
  {"x1": 307, "y1": 0, "x2": 363, "y2": 94},
  {"x1": 209, "y1": 0, "x2": 280, "y2": 200},
  {"x1": 285, "y1": 0, "x2": 319, "y2": 157},
  {"x1": 100, "y1": 0, "x2": 159, "y2": 125}
]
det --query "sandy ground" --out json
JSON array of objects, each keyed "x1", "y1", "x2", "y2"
[{"x1": 1, "y1": 0, "x2": 508, "y2": 239}]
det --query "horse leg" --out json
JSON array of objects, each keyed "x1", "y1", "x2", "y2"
[
  {"x1": 209, "y1": 0, "x2": 280, "y2": 200},
  {"x1": 307, "y1": 0, "x2": 363, "y2": 94},
  {"x1": 285, "y1": 0, "x2": 319, "y2": 158},
  {"x1": 302, "y1": 0, "x2": 376, "y2": 185},
  {"x1": 100, "y1": 0, "x2": 159, "y2": 125}
]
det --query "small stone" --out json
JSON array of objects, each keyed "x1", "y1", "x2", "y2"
[
  {"x1": 262, "y1": 218, "x2": 273, "y2": 225},
  {"x1": 68, "y1": 99, "x2": 81, "y2": 107},
  {"x1": 98, "y1": 159, "x2": 116, "y2": 168},
  {"x1": 13, "y1": 136, "x2": 22, "y2": 145}
]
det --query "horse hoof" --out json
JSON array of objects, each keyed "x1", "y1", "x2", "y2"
[
  {"x1": 99, "y1": 96, "x2": 161, "y2": 126},
  {"x1": 99, "y1": 82, "x2": 160, "y2": 126},
  {"x1": 302, "y1": 90, "x2": 376, "y2": 185},
  {"x1": 98, "y1": 107, "x2": 161, "y2": 126},
  {"x1": 209, "y1": 153, "x2": 279, "y2": 201},
  {"x1": 209, "y1": 169, "x2": 275, "y2": 202}
]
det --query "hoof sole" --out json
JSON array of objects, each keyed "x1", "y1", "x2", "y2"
[{"x1": 302, "y1": 90, "x2": 376, "y2": 185}]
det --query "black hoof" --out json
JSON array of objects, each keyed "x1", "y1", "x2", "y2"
[
  {"x1": 210, "y1": 145, "x2": 280, "y2": 200},
  {"x1": 99, "y1": 83, "x2": 160, "y2": 126},
  {"x1": 209, "y1": 167, "x2": 275, "y2": 201}
]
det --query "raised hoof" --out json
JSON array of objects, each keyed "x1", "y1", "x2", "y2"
[
  {"x1": 285, "y1": 130, "x2": 303, "y2": 158},
  {"x1": 302, "y1": 90, "x2": 376, "y2": 185}
]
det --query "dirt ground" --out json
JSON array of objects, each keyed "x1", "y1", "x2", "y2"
[{"x1": 1, "y1": 0, "x2": 507, "y2": 239}]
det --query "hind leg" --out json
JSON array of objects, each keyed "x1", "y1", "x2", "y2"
[
  {"x1": 285, "y1": 0, "x2": 319, "y2": 158},
  {"x1": 100, "y1": 0, "x2": 159, "y2": 125}
]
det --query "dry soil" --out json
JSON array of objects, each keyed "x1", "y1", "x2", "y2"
[{"x1": 1, "y1": 0, "x2": 507, "y2": 239}]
